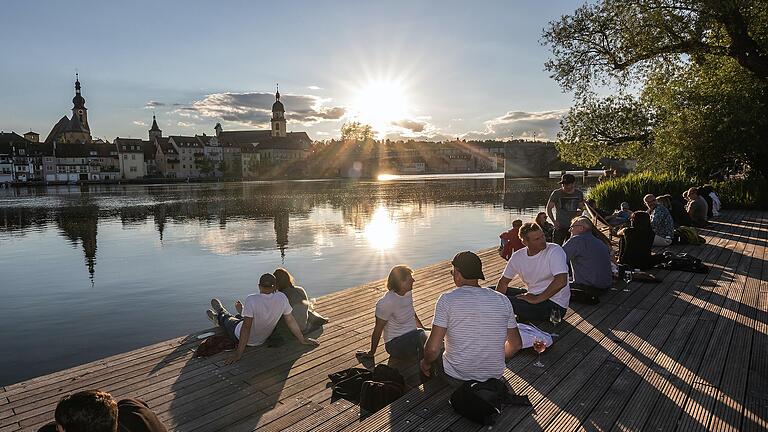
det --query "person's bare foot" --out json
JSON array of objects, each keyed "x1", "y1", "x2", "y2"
[{"x1": 235, "y1": 300, "x2": 243, "y2": 314}]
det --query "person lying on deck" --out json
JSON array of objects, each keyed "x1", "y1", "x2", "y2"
[
  {"x1": 496, "y1": 222, "x2": 571, "y2": 322},
  {"x1": 37, "y1": 389, "x2": 167, "y2": 432},
  {"x1": 562, "y1": 217, "x2": 613, "y2": 295},
  {"x1": 274, "y1": 268, "x2": 329, "y2": 335},
  {"x1": 206, "y1": 273, "x2": 318, "y2": 365},
  {"x1": 358, "y1": 265, "x2": 428, "y2": 361},
  {"x1": 420, "y1": 251, "x2": 522, "y2": 387}
]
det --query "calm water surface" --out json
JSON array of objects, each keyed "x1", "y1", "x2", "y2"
[{"x1": 0, "y1": 175, "x2": 561, "y2": 385}]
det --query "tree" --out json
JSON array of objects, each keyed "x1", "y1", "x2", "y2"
[
  {"x1": 340, "y1": 121, "x2": 375, "y2": 143},
  {"x1": 543, "y1": 0, "x2": 768, "y2": 178}
]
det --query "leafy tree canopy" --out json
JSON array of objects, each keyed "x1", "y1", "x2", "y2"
[{"x1": 544, "y1": 0, "x2": 768, "y2": 179}]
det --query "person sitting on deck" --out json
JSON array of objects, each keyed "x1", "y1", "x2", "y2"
[
  {"x1": 562, "y1": 217, "x2": 613, "y2": 294},
  {"x1": 358, "y1": 265, "x2": 427, "y2": 361},
  {"x1": 685, "y1": 187, "x2": 709, "y2": 227},
  {"x1": 420, "y1": 251, "x2": 522, "y2": 387},
  {"x1": 546, "y1": 174, "x2": 585, "y2": 245},
  {"x1": 617, "y1": 211, "x2": 658, "y2": 270},
  {"x1": 499, "y1": 219, "x2": 525, "y2": 260},
  {"x1": 605, "y1": 202, "x2": 632, "y2": 227},
  {"x1": 205, "y1": 273, "x2": 319, "y2": 365},
  {"x1": 37, "y1": 389, "x2": 167, "y2": 432},
  {"x1": 274, "y1": 268, "x2": 329, "y2": 335},
  {"x1": 657, "y1": 194, "x2": 693, "y2": 227},
  {"x1": 535, "y1": 212, "x2": 555, "y2": 243},
  {"x1": 495, "y1": 222, "x2": 571, "y2": 322},
  {"x1": 644, "y1": 194, "x2": 675, "y2": 247}
]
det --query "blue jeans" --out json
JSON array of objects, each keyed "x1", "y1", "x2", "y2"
[
  {"x1": 385, "y1": 328, "x2": 427, "y2": 359},
  {"x1": 505, "y1": 288, "x2": 567, "y2": 322},
  {"x1": 216, "y1": 311, "x2": 243, "y2": 342}
]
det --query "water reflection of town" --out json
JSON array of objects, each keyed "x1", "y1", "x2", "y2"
[{"x1": 0, "y1": 178, "x2": 557, "y2": 279}]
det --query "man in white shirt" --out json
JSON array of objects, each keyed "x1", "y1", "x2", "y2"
[
  {"x1": 420, "y1": 251, "x2": 522, "y2": 386},
  {"x1": 206, "y1": 273, "x2": 319, "y2": 364},
  {"x1": 496, "y1": 222, "x2": 570, "y2": 322}
]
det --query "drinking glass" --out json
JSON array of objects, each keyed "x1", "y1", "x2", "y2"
[
  {"x1": 532, "y1": 338, "x2": 546, "y2": 367},
  {"x1": 549, "y1": 308, "x2": 561, "y2": 338}
]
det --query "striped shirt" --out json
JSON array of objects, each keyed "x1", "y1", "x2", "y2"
[{"x1": 433, "y1": 286, "x2": 517, "y2": 381}]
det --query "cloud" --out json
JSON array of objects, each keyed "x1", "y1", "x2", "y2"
[
  {"x1": 186, "y1": 92, "x2": 346, "y2": 128},
  {"x1": 145, "y1": 101, "x2": 166, "y2": 108},
  {"x1": 307, "y1": 86, "x2": 323, "y2": 90},
  {"x1": 132, "y1": 120, "x2": 147, "y2": 127},
  {"x1": 462, "y1": 109, "x2": 566, "y2": 141},
  {"x1": 177, "y1": 121, "x2": 195, "y2": 127},
  {"x1": 391, "y1": 119, "x2": 428, "y2": 133}
]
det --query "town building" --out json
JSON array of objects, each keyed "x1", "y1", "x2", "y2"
[
  {"x1": 44, "y1": 76, "x2": 93, "y2": 144},
  {"x1": 115, "y1": 138, "x2": 146, "y2": 179},
  {"x1": 155, "y1": 137, "x2": 179, "y2": 178},
  {"x1": 168, "y1": 135, "x2": 204, "y2": 179}
]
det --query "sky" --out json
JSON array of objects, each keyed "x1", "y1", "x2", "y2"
[{"x1": 0, "y1": 0, "x2": 582, "y2": 142}]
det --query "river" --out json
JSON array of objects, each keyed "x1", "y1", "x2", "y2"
[{"x1": 0, "y1": 174, "x2": 566, "y2": 385}]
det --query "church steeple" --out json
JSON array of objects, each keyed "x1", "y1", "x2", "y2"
[
  {"x1": 149, "y1": 114, "x2": 162, "y2": 141},
  {"x1": 71, "y1": 73, "x2": 90, "y2": 132},
  {"x1": 271, "y1": 84, "x2": 286, "y2": 138}
]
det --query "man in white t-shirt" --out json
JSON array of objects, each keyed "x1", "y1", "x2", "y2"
[
  {"x1": 420, "y1": 251, "x2": 522, "y2": 386},
  {"x1": 206, "y1": 273, "x2": 319, "y2": 364},
  {"x1": 496, "y1": 222, "x2": 570, "y2": 322}
]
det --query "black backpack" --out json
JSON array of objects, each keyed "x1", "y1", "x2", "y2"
[
  {"x1": 449, "y1": 379, "x2": 531, "y2": 425},
  {"x1": 328, "y1": 367, "x2": 372, "y2": 403},
  {"x1": 657, "y1": 251, "x2": 709, "y2": 273},
  {"x1": 359, "y1": 364, "x2": 405, "y2": 413}
]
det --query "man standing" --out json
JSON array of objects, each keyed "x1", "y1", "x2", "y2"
[
  {"x1": 644, "y1": 194, "x2": 674, "y2": 246},
  {"x1": 206, "y1": 273, "x2": 319, "y2": 365},
  {"x1": 685, "y1": 187, "x2": 709, "y2": 227},
  {"x1": 420, "y1": 251, "x2": 522, "y2": 387},
  {"x1": 562, "y1": 217, "x2": 613, "y2": 293},
  {"x1": 496, "y1": 223, "x2": 570, "y2": 321},
  {"x1": 546, "y1": 174, "x2": 585, "y2": 245}
]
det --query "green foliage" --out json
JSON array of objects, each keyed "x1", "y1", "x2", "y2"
[
  {"x1": 588, "y1": 172, "x2": 768, "y2": 211},
  {"x1": 544, "y1": 0, "x2": 768, "y2": 179},
  {"x1": 340, "y1": 121, "x2": 374, "y2": 143},
  {"x1": 588, "y1": 172, "x2": 694, "y2": 212},
  {"x1": 557, "y1": 95, "x2": 653, "y2": 167}
]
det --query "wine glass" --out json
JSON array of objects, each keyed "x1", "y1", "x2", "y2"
[
  {"x1": 532, "y1": 338, "x2": 546, "y2": 367},
  {"x1": 622, "y1": 270, "x2": 633, "y2": 292},
  {"x1": 549, "y1": 308, "x2": 561, "y2": 338}
]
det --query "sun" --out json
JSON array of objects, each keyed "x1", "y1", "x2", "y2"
[{"x1": 351, "y1": 79, "x2": 409, "y2": 137}]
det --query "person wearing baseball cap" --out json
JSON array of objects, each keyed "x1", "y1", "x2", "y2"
[
  {"x1": 546, "y1": 173, "x2": 585, "y2": 245},
  {"x1": 420, "y1": 251, "x2": 522, "y2": 387},
  {"x1": 205, "y1": 272, "x2": 319, "y2": 364}
]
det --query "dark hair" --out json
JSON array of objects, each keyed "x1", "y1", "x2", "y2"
[
  {"x1": 630, "y1": 211, "x2": 651, "y2": 229},
  {"x1": 55, "y1": 390, "x2": 118, "y2": 432},
  {"x1": 274, "y1": 268, "x2": 295, "y2": 291},
  {"x1": 519, "y1": 222, "x2": 542, "y2": 241},
  {"x1": 535, "y1": 212, "x2": 547, "y2": 225},
  {"x1": 386, "y1": 265, "x2": 413, "y2": 291},
  {"x1": 512, "y1": 219, "x2": 523, "y2": 228}
]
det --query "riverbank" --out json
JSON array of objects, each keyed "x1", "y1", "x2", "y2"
[{"x1": 2, "y1": 209, "x2": 766, "y2": 431}]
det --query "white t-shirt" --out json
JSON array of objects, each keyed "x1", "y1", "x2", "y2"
[
  {"x1": 502, "y1": 243, "x2": 571, "y2": 309},
  {"x1": 433, "y1": 286, "x2": 517, "y2": 381},
  {"x1": 235, "y1": 291, "x2": 293, "y2": 346},
  {"x1": 375, "y1": 290, "x2": 417, "y2": 343}
]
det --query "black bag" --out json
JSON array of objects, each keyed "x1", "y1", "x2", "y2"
[
  {"x1": 372, "y1": 364, "x2": 405, "y2": 386},
  {"x1": 328, "y1": 367, "x2": 372, "y2": 403},
  {"x1": 359, "y1": 379, "x2": 405, "y2": 413},
  {"x1": 657, "y1": 251, "x2": 709, "y2": 273},
  {"x1": 449, "y1": 379, "x2": 531, "y2": 425}
]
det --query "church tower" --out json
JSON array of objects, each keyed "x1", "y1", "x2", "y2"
[
  {"x1": 71, "y1": 74, "x2": 90, "y2": 132},
  {"x1": 149, "y1": 114, "x2": 162, "y2": 141},
  {"x1": 271, "y1": 85, "x2": 287, "y2": 138}
]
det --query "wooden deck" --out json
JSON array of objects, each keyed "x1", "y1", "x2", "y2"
[{"x1": 1, "y1": 210, "x2": 766, "y2": 431}]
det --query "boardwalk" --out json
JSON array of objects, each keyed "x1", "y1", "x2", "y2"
[{"x1": 1, "y1": 210, "x2": 766, "y2": 431}]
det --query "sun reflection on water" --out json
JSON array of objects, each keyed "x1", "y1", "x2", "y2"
[{"x1": 364, "y1": 206, "x2": 398, "y2": 250}]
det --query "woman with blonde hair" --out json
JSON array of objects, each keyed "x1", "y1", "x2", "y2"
[
  {"x1": 274, "y1": 268, "x2": 329, "y2": 334},
  {"x1": 358, "y1": 265, "x2": 427, "y2": 360}
]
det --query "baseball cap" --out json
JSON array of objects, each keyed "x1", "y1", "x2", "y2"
[
  {"x1": 451, "y1": 251, "x2": 485, "y2": 280},
  {"x1": 559, "y1": 174, "x2": 576, "y2": 184},
  {"x1": 259, "y1": 273, "x2": 277, "y2": 288}
]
